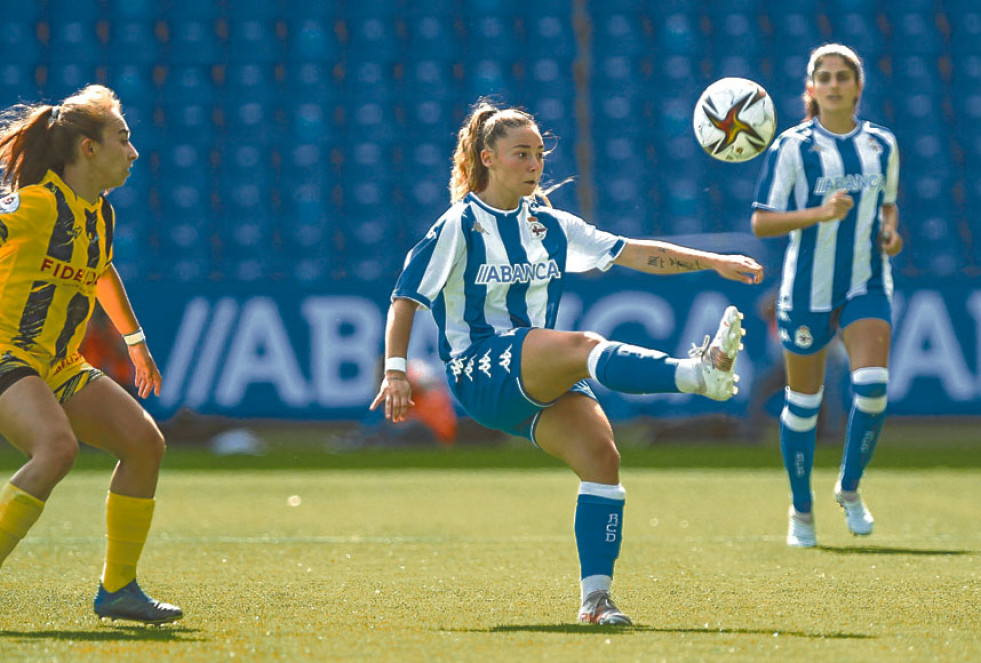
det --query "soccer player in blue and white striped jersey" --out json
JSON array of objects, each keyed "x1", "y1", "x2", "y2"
[
  {"x1": 372, "y1": 99, "x2": 764, "y2": 624},
  {"x1": 752, "y1": 44, "x2": 904, "y2": 548}
]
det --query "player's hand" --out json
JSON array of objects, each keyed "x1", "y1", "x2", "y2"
[
  {"x1": 369, "y1": 372, "x2": 415, "y2": 423},
  {"x1": 879, "y1": 226, "x2": 903, "y2": 256},
  {"x1": 819, "y1": 189, "x2": 854, "y2": 222},
  {"x1": 128, "y1": 343, "x2": 162, "y2": 399},
  {"x1": 714, "y1": 255, "x2": 764, "y2": 285}
]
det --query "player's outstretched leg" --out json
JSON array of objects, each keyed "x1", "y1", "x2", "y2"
[
  {"x1": 688, "y1": 306, "x2": 745, "y2": 401},
  {"x1": 94, "y1": 579, "x2": 183, "y2": 625},
  {"x1": 586, "y1": 306, "x2": 745, "y2": 401}
]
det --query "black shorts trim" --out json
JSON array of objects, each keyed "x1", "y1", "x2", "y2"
[{"x1": 0, "y1": 365, "x2": 41, "y2": 398}]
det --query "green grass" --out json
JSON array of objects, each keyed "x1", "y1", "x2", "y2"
[{"x1": 1, "y1": 458, "x2": 979, "y2": 661}]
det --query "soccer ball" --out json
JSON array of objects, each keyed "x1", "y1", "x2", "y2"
[{"x1": 693, "y1": 77, "x2": 777, "y2": 163}]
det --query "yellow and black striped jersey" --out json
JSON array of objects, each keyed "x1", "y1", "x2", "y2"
[{"x1": 0, "y1": 170, "x2": 114, "y2": 362}]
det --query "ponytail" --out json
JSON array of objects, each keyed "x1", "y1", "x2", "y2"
[{"x1": 0, "y1": 85, "x2": 122, "y2": 193}]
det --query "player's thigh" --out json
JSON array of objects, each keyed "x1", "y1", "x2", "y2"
[
  {"x1": 783, "y1": 347, "x2": 828, "y2": 394},
  {"x1": 535, "y1": 392, "x2": 619, "y2": 484},
  {"x1": 841, "y1": 318, "x2": 891, "y2": 370},
  {"x1": 0, "y1": 375, "x2": 77, "y2": 457},
  {"x1": 61, "y1": 376, "x2": 165, "y2": 462},
  {"x1": 521, "y1": 328, "x2": 602, "y2": 403}
]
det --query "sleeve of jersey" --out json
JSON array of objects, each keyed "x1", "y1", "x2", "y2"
[
  {"x1": 0, "y1": 188, "x2": 54, "y2": 244},
  {"x1": 560, "y1": 212, "x2": 626, "y2": 273},
  {"x1": 882, "y1": 133, "x2": 900, "y2": 205},
  {"x1": 391, "y1": 216, "x2": 465, "y2": 311},
  {"x1": 752, "y1": 136, "x2": 799, "y2": 212}
]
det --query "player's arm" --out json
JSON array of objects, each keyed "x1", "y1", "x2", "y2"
[
  {"x1": 369, "y1": 296, "x2": 417, "y2": 422},
  {"x1": 751, "y1": 189, "x2": 853, "y2": 237},
  {"x1": 878, "y1": 203, "x2": 902, "y2": 256},
  {"x1": 614, "y1": 239, "x2": 763, "y2": 285},
  {"x1": 95, "y1": 264, "x2": 161, "y2": 398}
]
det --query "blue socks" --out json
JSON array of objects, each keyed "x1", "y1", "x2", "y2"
[
  {"x1": 780, "y1": 387, "x2": 823, "y2": 514},
  {"x1": 839, "y1": 367, "x2": 888, "y2": 492},
  {"x1": 587, "y1": 341, "x2": 689, "y2": 394},
  {"x1": 574, "y1": 482, "x2": 625, "y2": 584}
]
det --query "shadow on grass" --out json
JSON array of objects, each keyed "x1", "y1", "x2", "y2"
[
  {"x1": 818, "y1": 544, "x2": 973, "y2": 556},
  {"x1": 0, "y1": 625, "x2": 203, "y2": 643},
  {"x1": 463, "y1": 625, "x2": 873, "y2": 639}
]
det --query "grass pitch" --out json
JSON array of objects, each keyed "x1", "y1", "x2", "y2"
[{"x1": 0, "y1": 457, "x2": 978, "y2": 662}]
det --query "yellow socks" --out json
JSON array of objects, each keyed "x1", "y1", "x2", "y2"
[
  {"x1": 102, "y1": 492, "x2": 155, "y2": 592},
  {"x1": 0, "y1": 481, "x2": 45, "y2": 567}
]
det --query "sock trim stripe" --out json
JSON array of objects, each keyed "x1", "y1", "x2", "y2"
[{"x1": 578, "y1": 481, "x2": 626, "y2": 501}]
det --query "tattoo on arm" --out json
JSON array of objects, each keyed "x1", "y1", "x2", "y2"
[{"x1": 644, "y1": 246, "x2": 703, "y2": 272}]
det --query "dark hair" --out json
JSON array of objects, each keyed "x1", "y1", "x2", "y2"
[
  {"x1": 449, "y1": 98, "x2": 542, "y2": 203},
  {"x1": 0, "y1": 85, "x2": 122, "y2": 193},
  {"x1": 802, "y1": 43, "x2": 865, "y2": 120}
]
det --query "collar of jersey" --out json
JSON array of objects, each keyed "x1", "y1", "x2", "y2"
[
  {"x1": 812, "y1": 117, "x2": 863, "y2": 140},
  {"x1": 466, "y1": 192, "x2": 524, "y2": 219},
  {"x1": 41, "y1": 170, "x2": 102, "y2": 211}
]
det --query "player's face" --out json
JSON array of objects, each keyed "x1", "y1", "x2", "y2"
[
  {"x1": 809, "y1": 56, "x2": 861, "y2": 116},
  {"x1": 89, "y1": 111, "x2": 139, "y2": 191},
  {"x1": 482, "y1": 125, "x2": 544, "y2": 208}
]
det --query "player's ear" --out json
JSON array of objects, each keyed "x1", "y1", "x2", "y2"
[
  {"x1": 79, "y1": 137, "x2": 97, "y2": 159},
  {"x1": 480, "y1": 148, "x2": 494, "y2": 168}
]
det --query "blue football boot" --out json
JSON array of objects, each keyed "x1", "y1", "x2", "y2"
[{"x1": 94, "y1": 579, "x2": 183, "y2": 625}]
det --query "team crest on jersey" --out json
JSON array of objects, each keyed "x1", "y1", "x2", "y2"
[
  {"x1": 0, "y1": 193, "x2": 20, "y2": 214},
  {"x1": 794, "y1": 325, "x2": 813, "y2": 349},
  {"x1": 527, "y1": 216, "x2": 547, "y2": 241}
]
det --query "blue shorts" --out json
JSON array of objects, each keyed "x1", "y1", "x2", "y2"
[
  {"x1": 445, "y1": 327, "x2": 598, "y2": 444},
  {"x1": 777, "y1": 292, "x2": 891, "y2": 356}
]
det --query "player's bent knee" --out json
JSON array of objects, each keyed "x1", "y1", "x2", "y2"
[{"x1": 35, "y1": 432, "x2": 79, "y2": 480}]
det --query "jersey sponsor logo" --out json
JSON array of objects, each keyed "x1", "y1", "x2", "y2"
[
  {"x1": 0, "y1": 193, "x2": 20, "y2": 214},
  {"x1": 813, "y1": 173, "x2": 884, "y2": 196},
  {"x1": 40, "y1": 257, "x2": 100, "y2": 286},
  {"x1": 475, "y1": 259, "x2": 561, "y2": 285},
  {"x1": 472, "y1": 221, "x2": 487, "y2": 234}
]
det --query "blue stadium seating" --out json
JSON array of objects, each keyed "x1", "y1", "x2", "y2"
[{"x1": 13, "y1": 1, "x2": 975, "y2": 283}]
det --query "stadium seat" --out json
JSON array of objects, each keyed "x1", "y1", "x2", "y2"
[
  {"x1": 659, "y1": 11, "x2": 706, "y2": 56},
  {"x1": 44, "y1": 64, "x2": 99, "y2": 101},
  {"x1": 108, "y1": 20, "x2": 161, "y2": 66},
  {"x1": 286, "y1": 18, "x2": 342, "y2": 61},
  {"x1": 223, "y1": 63, "x2": 279, "y2": 106},
  {"x1": 526, "y1": 15, "x2": 576, "y2": 59},
  {"x1": 0, "y1": 64, "x2": 40, "y2": 103},
  {"x1": 227, "y1": 19, "x2": 282, "y2": 64},
  {"x1": 165, "y1": 18, "x2": 221, "y2": 65},
  {"x1": 1, "y1": 22, "x2": 43, "y2": 64},
  {"x1": 405, "y1": 15, "x2": 463, "y2": 61},
  {"x1": 47, "y1": 20, "x2": 104, "y2": 67},
  {"x1": 347, "y1": 16, "x2": 401, "y2": 62},
  {"x1": 591, "y1": 12, "x2": 644, "y2": 57},
  {"x1": 949, "y1": 11, "x2": 981, "y2": 54},
  {"x1": 465, "y1": 15, "x2": 519, "y2": 60}
]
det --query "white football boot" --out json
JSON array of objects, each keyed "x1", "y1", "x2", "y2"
[
  {"x1": 578, "y1": 590, "x2": 633, "y2": 626},
  {"x1": 835, "y1": 483, "x2": 874, "y2": 536},
  {"x1": 787, "y1": 507, "x2": 817, "y2": 548},
  {"x1": 690, "y1": 305, "x2": 745, "y2": 401}
]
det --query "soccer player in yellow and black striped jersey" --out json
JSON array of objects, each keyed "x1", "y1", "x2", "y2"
[{"x1": 0, "y1": 85, "x2": 182, "y2": 624}]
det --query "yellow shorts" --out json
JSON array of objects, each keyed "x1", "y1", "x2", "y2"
[{"x1": 0, "y1": 348, "x2": 104, "y2": 403}]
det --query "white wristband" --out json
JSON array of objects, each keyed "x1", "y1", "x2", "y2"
[
  {"x1": 123, "y1": 327, "x2": 146, "y2": 346},
  {"x1": 385, "y1": 357, "x2": 407, "y2": 373}
]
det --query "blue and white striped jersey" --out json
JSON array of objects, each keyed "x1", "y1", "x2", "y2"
[
  {"x1": 394, "y1": 192, "x2": 626, "y2": 361},
  {"x1": 752, "y1": 118, "x2": 899, "y2": 313}
]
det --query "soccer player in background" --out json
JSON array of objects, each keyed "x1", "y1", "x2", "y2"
[
  {"x1": 751, "y1": 44, "x2": 903, "y2": 548},
  {"x1": 0, "y1": 85, "x2": 182, "y2": 623},
  {"x1": 371, "y1": 98, "x2": 764, "y2": 625}
]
